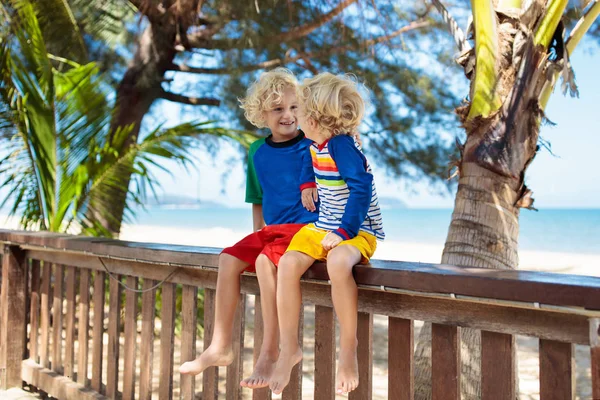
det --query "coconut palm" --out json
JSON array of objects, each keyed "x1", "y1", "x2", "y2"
[
  {"x1": 0, "y1": 0, "x2": 256, "y2": 236},
  {"x1": 413, "y1": 0, "x2": 600, "y2": 398}
]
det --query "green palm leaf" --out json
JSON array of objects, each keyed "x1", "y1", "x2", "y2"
[{"x1": 468, "y1": 0, "x2": 502, "y2": 120}]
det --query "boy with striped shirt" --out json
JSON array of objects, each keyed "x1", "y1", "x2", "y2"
[{"x1": 269, "y1": 73, "x2": 384, "y2": 396}]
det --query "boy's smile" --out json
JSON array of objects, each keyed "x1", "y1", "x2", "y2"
[{"x1": 263, "y1": 87, "x2": 299, "y2": 142}]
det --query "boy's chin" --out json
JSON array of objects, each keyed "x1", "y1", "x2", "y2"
[{"x1": 277, "y1": 128, "x2": 299, "y2": 136}]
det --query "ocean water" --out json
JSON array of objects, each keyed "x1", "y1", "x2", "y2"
[{"x1": 133, "y1": 207, "x2": 600, "y2": 255}]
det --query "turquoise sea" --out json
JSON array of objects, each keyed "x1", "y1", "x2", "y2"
[{"x1": 133, "y1": 207, "x2": 600, "y2": 255}]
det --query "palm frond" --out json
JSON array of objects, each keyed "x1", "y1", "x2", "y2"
[
  {"x1": 534, "y1": 0, "x2": 569, "y2": 49},
  {"x1": 467, "y1": 0, "x2": 502, "y2": 120},
  {"x1": 27, "y1": 0, "x2": 88, "y2": 63},
  {"x1": 77, "y1": 122, "x2": 259, "y2": 230}
]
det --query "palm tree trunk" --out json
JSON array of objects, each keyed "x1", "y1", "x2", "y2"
[
  {"x1": 414, "y1": 161, "x2": 522, "y2": 400},
  {"x1": 412, "y1": 6, "x2": 549, "y2": 390}
]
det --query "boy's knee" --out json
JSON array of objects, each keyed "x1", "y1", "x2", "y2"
[
  {"x1": 219, "y1": 253, "x2": 247, "y2": 274},
  {"x1": 255, "y1": 254, "x2": 274, "y2": 271},
  {"x1": 326, "y1": 248, "x2": 354, "y2": 279},
  {"x1": 277, "y1": 253, "x2": 304, "y2": 279}
]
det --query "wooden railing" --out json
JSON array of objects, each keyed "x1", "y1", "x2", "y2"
[{"x1": 0, "y1": 228, "x2": 599, "y2": 399}]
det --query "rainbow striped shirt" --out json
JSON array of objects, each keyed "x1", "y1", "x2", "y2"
[{"x1": 311, "y1": 135, "x2": 385, "y2": 241}]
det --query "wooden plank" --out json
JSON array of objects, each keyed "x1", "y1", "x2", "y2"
[
  {"x1": 202, "y1": 288, "x2": 218, "y2": 400},
  {"x1": 64, "y1": 266, "x2": 77, "y2": 380},
  {"x1": 106, "y1": 275, "x2": 122, "y2": 398},
  {"x1": 180, "y1": 285, "x2": 197, "y2": 400},
  {"x1": 40, "y1": 262, "x2": 51, "y2": 369},
  {"x1": 282, "y1": 305, "x2": 304, "y2": 400},
  {"x1": 2, "y1": 230, "x2": 221, "y2": 268},
  {"x1": 52, "y1": 264, "x2": 64, "y2": 373},
  {"x1": 77, "y1": 269, "x2": 91, "y2": 386},
  {"x1": 539, "y1": 339, "x2": 574, "y2": 400},
  {"x1": 0, "y1": 252, "x2": 2, "y2": 371},
  {"x1": 297, "y1": 283, "x2": 592, "y2": 345},
  {"x1": 0, "y1": 245, "x2": 26, "y2": 389},
  {"x1": 22, "y1": 359, "x2": 108, "y2": 400},
  {"x1": 122, "y1": 276, "x2": 138, "y2": 400},
  {"x1": 226, "y1": 294, "x2": 246, "y2": 400},
  {"x1": 349, "y1": 312, "x2": 373, "y2": 400},
  {"x1": 159, "y1": 282, "x2": 176, "y2": 400},
  {"x1": 431, "y1": 324, "x2": 460, "y2": 400},
  {"x1": 91, "y1": 271, "x2": 105, "y2": 393},
  {"x1": 314, "y1": 305, "x2": 335, "y2": 400},
  {"x1": 26, "y1": 249, "x2": 217, "y2": 287},
  {"x1": 252, "y1": 296, "x2": 271, "y2": 400},
  {"x1": 312, "y1": 260, "x2": 600, "y2": 310},
  {"x1": 23, "y1": 257, "x2": 30, "y2": 360},
  {"x1": 388, "y1": 317, "x2": 413, "y2": 400},
  {"x1": 25, "y1": 250, "x2": 594, "y2": 345},
  {"x1": 29, "y1": 259, "x2": 41, "y2": 363},
  {"x1": 139, "y1": 279, "x2": 156, "y2": 400},
  {"x1": 482, "y1": 331, "x2": 515, "y2": 400},
  {"x1": 591, "y1": 318, "x2": 600, "y2": 400}
]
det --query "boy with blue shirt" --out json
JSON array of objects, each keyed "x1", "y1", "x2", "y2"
[{"x1": 180, "y1": 68, "x2": 317, "y2": 389}]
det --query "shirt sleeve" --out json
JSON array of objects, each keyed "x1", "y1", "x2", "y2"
[
  {"x1": 328, "y1": 136, "x2": 372, "y2": 240},
  {"x1": 245, "y1": 140, "x2": 264, "y2": 204},
  {"x1": 299, "y1": 143, "x2": 317, "y2": 191}
]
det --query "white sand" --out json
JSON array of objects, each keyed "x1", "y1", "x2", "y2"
[
  {"x1": 119, "y1": 223, "x2": 600, "y2": 277},
  {"x1": 3, "y1": 214, "x2": 598, "y2": 276}
]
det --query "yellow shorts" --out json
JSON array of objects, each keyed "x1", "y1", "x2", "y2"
[{"x1": 286, "y1": 224, "x2": 377, "y2": 264}]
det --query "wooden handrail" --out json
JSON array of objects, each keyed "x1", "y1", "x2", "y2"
[{"x1": 2, "y1": 229, "x2": 600, "y2": 311}]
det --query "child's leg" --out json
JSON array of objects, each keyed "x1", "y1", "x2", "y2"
[
  {"x1": 326, "y1": 245, "x2": 362, "y2": 394},
  {"x1": 180, "y1": 253, "x2": 248, "y2": 375},
  {"x1": 269, "y1": 251, "x2": 315, "y2": 395},
  {"x1": 240, "y1": 254, "x2": 279, "y2": 388}
]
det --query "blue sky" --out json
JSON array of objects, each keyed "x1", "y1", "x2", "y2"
[{"x1": 149, "y1": 37, "x2": 600, "y2": 209}]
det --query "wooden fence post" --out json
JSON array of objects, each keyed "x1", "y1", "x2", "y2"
[{"x1": 0, "y1": 245, "x2": 27, "y2": 389}]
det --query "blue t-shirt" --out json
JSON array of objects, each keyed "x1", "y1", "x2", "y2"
[{"x1": 245, "y1": 131, "x2": 318, "y2": 225}]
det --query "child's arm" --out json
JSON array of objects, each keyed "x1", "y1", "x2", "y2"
[
  {"x1": 299, "y1": 145, "x2": 318, "y2": 212},
  {"x1": 252, "y1": 204, "x2": 265, "y2": 232},
  {"x1": 246, "y1": 141, "x2": 265, "y2": 231},
  {"x1": 328, "y1": 136, "x2": 373, "y2": 240}
]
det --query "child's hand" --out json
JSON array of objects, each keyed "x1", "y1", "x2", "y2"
[
  {"x1": 321, "y1": 232, "x2": 343, "y2": 251},
  {"x1": 351, "y1": 131, "x2": 362, "y2": 147},
  {"x1": 301, "y1": 187, "x2": 318, "y2": 212}
]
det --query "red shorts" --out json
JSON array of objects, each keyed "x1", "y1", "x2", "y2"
[{"x1": 221, "y1": 224, "x2": 306, "y2": 273}]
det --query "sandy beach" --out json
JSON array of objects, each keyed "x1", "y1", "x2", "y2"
[{"x1": 118, "y1": 223, "x2": 600, "y2": 277}]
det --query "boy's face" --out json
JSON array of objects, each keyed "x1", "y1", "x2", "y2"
[
  {"x1": 297, "y1": 105, "x2": 320, "y2": 143},
  {"x1": 263, "y1": 87, "x2": 299, "y2": 142}
]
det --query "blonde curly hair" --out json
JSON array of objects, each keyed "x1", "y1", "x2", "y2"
[
  {"x1": 298, "y1": 72, "x2": 365, "y2": 136},
  {"x1": 239, "y1": 68, "x2": 298, "y2": 128}
]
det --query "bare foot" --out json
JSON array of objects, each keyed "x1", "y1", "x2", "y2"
[
  {"x1": 179, "y1": 345, "x2": 234, "y2": 375},
  {"x1": 336, "y1": 349, "x2": 359, "y2": 394},
  {"x1": 269, "y1": 347, "x2": 303, "y2": 395},
  {"x1": 240, "y1": 352, "x2": 278, "y2": 389}
]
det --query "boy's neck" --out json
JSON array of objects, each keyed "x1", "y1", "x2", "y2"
[
  {"x1": 270, "y1": 130, "x2": 300, "y2": 143},
  {"x1": 313, "y1": 130, "x2": 332, "y2": 145}
]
